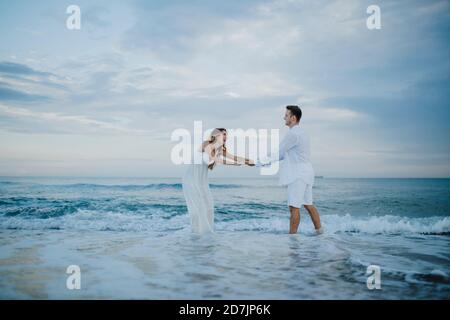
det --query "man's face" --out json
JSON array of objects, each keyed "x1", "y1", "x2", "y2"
[
  {"x1": 222, "y1": 131, "x2": 227, "y2": 143},
  {"x1": 284, "y1": 110, "x2": 294, "y2": 126}
]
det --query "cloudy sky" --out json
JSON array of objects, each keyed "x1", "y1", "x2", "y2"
[{"x1": 0, "y1": 0, "x2": 449, "y2": 178}]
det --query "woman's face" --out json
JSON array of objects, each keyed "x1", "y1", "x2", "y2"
[{"x1": 215, "y1": 133, "x2": 224, "y2": 145}]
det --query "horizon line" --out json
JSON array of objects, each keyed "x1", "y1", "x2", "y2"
[{"x1": 1, "y1": 175, "x2": 450, "y2": 179}]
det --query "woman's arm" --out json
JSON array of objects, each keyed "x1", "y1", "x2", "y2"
[
  {"x1": 216, "y1": 154, "x2": 242, "y2": 166},
  {"x1": 223, "y1": 150, "x2": 254, "y2": 166},
  {"x1": 203, "y1": 145, "x2": 242, "y2": 167}
]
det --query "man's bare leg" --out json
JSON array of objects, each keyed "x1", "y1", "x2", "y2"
[
  {"x1": 289, "y1": 206, "x2": 300, "y2": 234},
  {"x1": 303, "y1": 204, "x2": 322, "y2": 231}
]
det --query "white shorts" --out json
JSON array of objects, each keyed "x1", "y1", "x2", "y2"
[{"x1": 287, "y1": 179, "x2": 313, "y2": 208}]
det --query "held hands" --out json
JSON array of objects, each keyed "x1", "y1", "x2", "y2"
[
  {"x1": 245, "y1": 159, "x2": 255, "y2": 166},
  {"x1": 254, "y1": 158, "x2": 271, "y2": 167},
  {"x1": 233, "y1": 158, "x2": 268, "y2": 167}
]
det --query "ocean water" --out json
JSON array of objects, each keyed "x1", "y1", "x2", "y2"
[{"x1": 0, "y1": 176, "x2": 449, "y2": 299}]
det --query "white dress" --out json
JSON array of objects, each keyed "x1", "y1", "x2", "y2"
[{"x1": 182, "y1": 150, "x2": 215, "y2": 234}]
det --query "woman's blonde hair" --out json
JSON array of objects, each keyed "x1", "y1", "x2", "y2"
[{"x1": 202, "y1": 128, "x2": 226, "y2": 170}]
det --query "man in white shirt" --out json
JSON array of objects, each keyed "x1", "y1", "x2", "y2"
[{"x1": 259, "y1": 105, "x2": 323, "y2": 234}]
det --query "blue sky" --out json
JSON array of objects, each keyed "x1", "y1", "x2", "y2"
[{"x1": 0, "y1": 0, "x2": 449, "y2": 178}]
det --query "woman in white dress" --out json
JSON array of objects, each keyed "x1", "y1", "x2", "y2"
[{"x1": 182, "y1": 128, "x2": 254, "y2": 234}]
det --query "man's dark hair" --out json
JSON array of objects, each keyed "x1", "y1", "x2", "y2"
[{"x1": 286, "y1": 105, "x2": 302, "y2": 122}]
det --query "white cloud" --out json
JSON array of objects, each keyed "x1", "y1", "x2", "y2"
[
  {"x1": 307, "y1": 106, "x2": 362, "y2": 122},
  {"x1": 0, "y1": 0, "x2": 448, "y2": 177},
  {"x1": 0, "y1": 103, "x2": 152, "y2": 135}
]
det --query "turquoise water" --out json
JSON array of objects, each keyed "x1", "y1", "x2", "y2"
[{"x1": 0, "y1": 177, "x2": 449, "y2": 299}]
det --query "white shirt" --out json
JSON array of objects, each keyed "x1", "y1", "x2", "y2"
[{"x1": 264, "y1": 124, "x2": 315, "y2": 186}]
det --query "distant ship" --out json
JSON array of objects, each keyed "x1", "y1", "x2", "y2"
[{"x1": 315, "y1": 176, "x2": 324, "y2": 179}]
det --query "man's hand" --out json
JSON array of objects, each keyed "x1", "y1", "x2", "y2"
[{"x1": 255, "y1": 158, "x2": 271, "y2": 167}]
